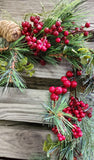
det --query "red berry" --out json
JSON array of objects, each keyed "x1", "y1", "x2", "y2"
[
  {"x1": 30, "y1": 16, "x2": 35, "y2": 22},
  {"x1": 51, "y1": 24, "x2": 56, "y2": 30},
  {"x1": 56, "y1": 57, "x2": 62, "y2": 61},
  {"x1": 85, "y1": 22, "x2": 90, "y2": 28},
  {"x1": 37, "y1": 40, "x2": 42, "y2": 44},
  {"x1": 64, "y1": 39, "x2": 69, "y2": 44},
  {"x1": 76, "y1": 114, "x2": 80, "y2": 118},
  {"x1": 81, "y1": 103, "x2": 85, "y2": 108},
  {"x1": 80, "y1": 112, "x2": 85, "y2": 118},
  {"x1": 44, "y1": 27, "x2": 50, "y2": 33},
  {"x1": 71, "y1": 81, "x2": 77, "y2": 88},
  {"x1": 75, "y1": 27, "x2": 79, "y2": 31},
  {"x1": 70, "y1": 96, "x2": 75, "y2": 101},
  {"x1": 67, "y1": 118, "x2": 71, "y2": 121},
  {"x1": 58, "y1": 26, "x2": 63, "y2": 33},
  {"x1": 72, "y1": 128, "x2": 76, "y2": 132},
  {"x1": 56, "y1": 37, "x2": 61, "y2": 43},
  {"x1": 39, "y1": 22, "x2": 44, "y2": 26},
  {"x1": 40, "y1": 60, "x2": 46, "y2": 66},
  {"x1": 64, "y1": 31, "x2": 69, "y2": 36},
  {"x1": 77, "y1": 70, "x2": 82, "y2": 76},
  {"x1": 87, "y1": 113, "x2": 92, "y2": 118},
  {"x1": 60, "y1": 76, "x2": 67, "y2": 83},
  {"x1": 34, "y1": 18, "x2": 39, "y2": 24},
  {"x1": 74, "y1": 110, "x2": 79, "y2": 115},
  {"x1": 49, "y1": 86, "x2": 55, "y2": 93},
  {"x1": 74, "y1": 157, "x2": 77, "y2": 160},
  {"x1": 32, "y1": 36, "x2": 37, "y2": 42},
  {"x1": 57, "y1": 133, "x2": 62, "y2": 137},
  {"x1": 55, "y1": 95, "x2": 59, "y2": 101},
  {"x1": 25, "y1": 32, "x2": 30, "y2": 36},
  {"x1": 24, "y1": 27, "x2": 28, "y2": 32},
  {"x1": 84, "y1": 31, "x2": 89, "y2": 36},
  {"x1": 78, "y1": 118, "x2": 82, "y2": 122},
  {"x1": 83, "y1": 104, "x2": 89, "y2": 110},
  {"x1": 34, "y1": 52, "x2": 38, "y2": 56},
  {"x1": 63, "y1": 80, "x2": 71, "y2": 88},
  {"x1": 53, "y1": 31, "x2": 59, "y2": 36},
  {"x1": 62, "y1": 87, "x2": 67, "y2": 94},
  {"x1": 27, "y1": 41, "x2": 32, "y2": 46},
  {"x1": 37, "y1": 44, "x2": 42, "y2": 50},
  {"x1": 55, "y1": 21, "x2": 61, "y2": 27},
  {"x1": 76, "y1": 127, "x2": 81, "y2": 132},
  {"x1": 54, "y1": 129, "x2": 58, "y2": 134},
  {"x1": 76, "y1": 101, "x2": 80, "y2": 106},
  {"x1": 78, "y1": 131, "x2": 83, "y2": 137},
  {"x1": 50, "y1": 93, "x2": 59, "y2": 101},
  {"x1": 55, "y1": 87, "x2": 63, "y2": 95},
  {"x1": 37, "y1": 24, "x2": 42, "y2": 30},
  {"x1": 41, "y1": 46, "x2": 47, "y2": 52},
  {"x1": 69, "y1": 101, "x2": 73, "y2": 106},
  {"x1": 66, "y1": 71, "x2": 73, "y2": 77},
  {"x1": 25, "y1": 36, "x2": 31, "y2": 41},
  {"x1": 73, "y1": 131, "x2": 77, "y2": 136},
  {"x1": 46, "y1": 43, "x2": 51, "y2": 48},
  {"x1": 21, "y1": 30, "x2": 25, "y2": 35},
  {"x1": 74, "y1": 135, "x2": 79, "y2": 139},
  {"x1": 22, "y1": 22, "x2": 26, "y2": 28},
  {"x1": 52, "y1": 127, "x2": 55, "y2": 132},
  {"x1": 58, "y1": 136, "x2": 63, "y2": 141},
  {"x1": 62, "y1": 36, "x2": 67, "y2": 41},
  {"x1": 62, "y1": 135, "x2": 66, "y2": 140},
  {"x1": 32, "y1": 43, "x2": 37, "y2": 49},
  {"x1": 73, "y1": 124, "x2": 77, "y2": 127},
  {"x1": 33, "y1": 29, "x2": 38, "y2": 34},
  {"x1": 35, "y1": 16, "x2": 40, "y2": 20}
]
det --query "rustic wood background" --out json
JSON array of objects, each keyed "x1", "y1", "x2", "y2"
[{"x1": 0, "y1": 0, "x2": 94, "y2": 159}]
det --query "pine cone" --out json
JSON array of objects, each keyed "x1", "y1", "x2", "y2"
[{"x1": 0, "y1": 20, "x2": 21, "y2": 42}]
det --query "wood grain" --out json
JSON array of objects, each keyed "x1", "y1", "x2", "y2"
[
  {"x1": 0, "y1": 103, "x2": 45, "y2": 123},
  {"x1": 0, "y1": 121, "x2": 53, "y2": 160}
]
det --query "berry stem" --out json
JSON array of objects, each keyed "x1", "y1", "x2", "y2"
[
  {"x1": 54, "y1": 100, "x2": 56, "y2": 108},
  {"x1": 75, "y1": 88, "x2": 77, "y2": 98}
]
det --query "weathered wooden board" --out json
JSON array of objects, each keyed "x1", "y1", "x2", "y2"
[{"x1": 0, "y1": 121, "x2": 54, "y2": 160}]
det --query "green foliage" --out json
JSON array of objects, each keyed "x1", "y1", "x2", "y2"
[
  {"x1": 43, "y1": 92, "x2": 94, "y2": 160},
  {"x1": 43, "y1": 95, "x2": 76, "y2": 134},
  {"x1": 0, "y1": 36, "x2": 35, "y2": 90},
  {"x1": 16, "y1": 57, "x2": 35, "y2": 77}
]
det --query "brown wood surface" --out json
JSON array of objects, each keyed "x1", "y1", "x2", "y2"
[{"x1": 0, "y1": 121, "x2": 54, "y2": 160}]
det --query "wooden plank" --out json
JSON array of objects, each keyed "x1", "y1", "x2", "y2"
[
  {"x1": 0, "y1": 88, "x2": 93, "y2": 123},
  {"x1": 87, "y1": 42, "x2": 94, "y2": 49},
  {"x1": 0, "y1": 0, "x2": 56, "y2": 21},
  {"x1": 0, "y1": 103, "x2": 45, "y2": 123},
  {"x1": 0, "y1": 88, "x2": 48, "y2": 123},
  {"x1": 0, "y1": 0, "x2": 94, "y2": 22},
  {"x1": 0, "y1": 88, "x2": 48, "y2": 104},
  {"x1": 33, "y1": 60, "x2": 71, "y2": 79},
  {"x1": 0, "y1": 121, "x2": 54, "y2": 160}
]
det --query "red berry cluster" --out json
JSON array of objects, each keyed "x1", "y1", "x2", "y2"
[
  {"x1": 72, "y1": 124, "x2": 83, "y2": 138},
  {"x1": 44, "y1": 21, "x2": 69, "y2": 44},
  {"x1": 73, "y1": 22, "x2": 91, "y2": 37},
  {"x1": 49, "y1": 69, "x2": 93, "y2": 141},
  {"x1": 21, "y1": 16, "x2": 51, "y2": 57},
  {"x1": 52, "y1": 126, "x2": 66, "y2": 141},
  {"x1": 49, "y1": 70, "x2": 78, "y2": 101},
  {"x1": 63, "y1": 96, "x2": 92, "y2": 122}
]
